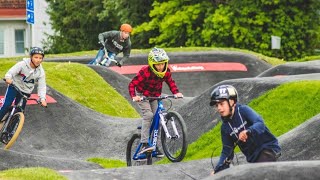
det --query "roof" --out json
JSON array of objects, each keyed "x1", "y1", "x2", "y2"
[
  {"x1": 0, "y1": 0, "x2": 26, "y2": 19},
  {"x1": 0, "y1": 0, "x2": 26, "y2": 8}
]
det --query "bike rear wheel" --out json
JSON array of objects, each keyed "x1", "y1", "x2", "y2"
[
  {"x1": 126, "y1": 133, "x2": 151, "y2": 166},
  {"x1": 161, "y1": 111, "x2": 187, "y2": 162},
  {"x1": 3, "y1": 112, "x2": 25, "y2": 150}
]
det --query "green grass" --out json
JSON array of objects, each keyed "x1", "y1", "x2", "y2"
[
  {"x1": 87, "y1": 158, "x2": 126, "y2": 168},
  {"x1": 43, "y1": 62, "x2": 140, "y2": 118},
  {"x1": 297, "y1": 55, "x2": 320, "y2": 62},
  {"x1": 0, "y1": 167, "x2": 67, "y2": 180}
]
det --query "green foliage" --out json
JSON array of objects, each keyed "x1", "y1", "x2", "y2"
[
  {"x1": 98, "y1": 0, "x2": 155, "y2": 48},
  {"x1": 202, "y1": 0, "x2": 320, "y2": 61},
  {"x1": 44, "y1": 0, "x2": 113, "y2": 53},
  {"x1": 0, "y1": 167, "x2": 67, "y2": 180},
  {"x1": 134, "y1": 1, "x2": 210, "y2": 48},
  {"x1": 133, "y1": 0, "x2": 320, "y2": 60},
  {"x1": 87, "y1": 157, "x2": 126, "y2": 168},
  {"x1": 45, "y1": 0, "x2": 320, "y2": 60}
]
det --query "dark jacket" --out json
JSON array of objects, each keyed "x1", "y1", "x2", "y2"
[
  {"x1": 98, "y1": 30, "x2": 131, "y2": 63},
  {"x1": 215, "y1": 104, "x2": 281, "y2": 171}
]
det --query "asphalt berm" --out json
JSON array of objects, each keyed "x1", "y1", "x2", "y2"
[{"x1": 0, "y1": 51, "x2": 319, "y2": 179}]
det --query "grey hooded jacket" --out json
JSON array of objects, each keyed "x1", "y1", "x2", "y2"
[{"x1": 4, "y1": 58, "x2": 46, "y2": 101}]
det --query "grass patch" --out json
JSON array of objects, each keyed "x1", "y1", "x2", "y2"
[
  {"x1": 297, "y1": 55, "x2": 320, "y2": 62},
  {"x1": 0, "y1": 167, "x2": 67, "y2": 180},
  {"x1": 87, "y1": 158, "x2": 126, "y2": 168},
  {"x1": 43, "y1": 62, "x2": 140, "y2": 118},
  {"x1": 167, "y1": 80, "x2": 320, "y2": 162}
]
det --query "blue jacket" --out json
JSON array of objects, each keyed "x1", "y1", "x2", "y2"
[{"x1": 215, "y1": 103, "x2": 281, "y2": 171}]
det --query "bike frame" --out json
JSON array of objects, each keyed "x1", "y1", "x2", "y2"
[
  {"x1": 1, "y1": 84, "x2": 38, "y2": 134},
  {"x1": 133, "y1": 96, "x2": 180, "y2": 160}
]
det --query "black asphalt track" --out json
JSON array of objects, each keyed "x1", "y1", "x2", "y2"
[{"x1": 0, "y1": 52, "x2": 319, "y2": 180}]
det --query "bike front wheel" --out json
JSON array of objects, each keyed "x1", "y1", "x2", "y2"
[
  {"x1": 161, "y1": 111, "x2": 187, "y2": 162},
  {"x1": 126, "y1": 133, "x2": 151, "y2": 166},
  {"x1": 3, "y1": 112, "x2": 25, "y2": 150}
]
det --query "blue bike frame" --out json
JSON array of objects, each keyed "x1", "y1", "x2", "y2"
[{"x1": 133, "y1": 100, "x2": 165, "y2": 160}]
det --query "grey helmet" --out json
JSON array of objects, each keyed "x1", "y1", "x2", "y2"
[{"x1": 210, "y1": 85, "x2": 238, "y2": 106}]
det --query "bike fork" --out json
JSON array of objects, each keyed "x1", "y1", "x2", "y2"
[{"x1": 160, "y1": 114, "x2": 180, "y2": 139}]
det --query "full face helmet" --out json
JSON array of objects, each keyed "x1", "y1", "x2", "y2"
[
  {"x1": 210, "y1": 85, "x2": 238, "y2": 120},
  {"x1": 120, "y1": 23, "x2": 133, "y2": 33},
  {"x1": 30, "y1": 47, "x2": 45, "y2": 57},
  {"x1": 148, "y1": 47, "x2": 169, "y2": 78}
]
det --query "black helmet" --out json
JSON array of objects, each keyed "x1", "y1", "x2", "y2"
[
  {"x1": 210, "y1": 85, "x2": 238, "y2": 106},
  {"x1": 30, "y1": 47, "x2": 45, "y2": 57}
]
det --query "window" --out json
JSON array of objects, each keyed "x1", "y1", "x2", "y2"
[
  {"x1": 0, "y1": 30, "x2": 4, "y2": 55},
  {"x1": 15, "y1": 29, "x2": 25, "y2": 54}
]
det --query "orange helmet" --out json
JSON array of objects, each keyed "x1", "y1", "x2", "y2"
[{"x1": 120, "y1": 23, "x2": 132, "y2": 33}]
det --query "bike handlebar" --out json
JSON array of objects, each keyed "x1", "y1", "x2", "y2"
[
  {"x1": 3, "y1": 78, "x2": 47, "y2": 108},
  {"x1": 133, "y1": 95, "x2": 183, "y2": 102}
]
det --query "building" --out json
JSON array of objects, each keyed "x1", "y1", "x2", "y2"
[{"x1": 0, "y1": 0, "x2": 53, "y2": 57}]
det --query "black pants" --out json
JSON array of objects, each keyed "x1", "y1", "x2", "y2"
[{"x1": 256, "y1": 149, "x2": 277, "y2": 162}]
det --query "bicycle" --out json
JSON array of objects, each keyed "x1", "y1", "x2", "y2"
[
  {"x1": 126, "y1": 95, "x2": 188, "y2": 166},
  {"x1": 0, "y1": 81, "x2": 44, "y2": 150},
  {"x1": 211, "y1": 140, "x2": 239, "y2": 174},
  {"x1": 88, "y1": 43, "x2": 121, "y2": 67}
]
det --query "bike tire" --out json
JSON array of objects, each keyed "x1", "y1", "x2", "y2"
[
  {"x1": 4, "y1": 112, "x2": 25, "y2": 150},
  {"x1": 126, "y1": 133, "x2": 148, "y2": 166},
  {"x1": 161, "y1": 111, "x2": 188, "y2": 162}
]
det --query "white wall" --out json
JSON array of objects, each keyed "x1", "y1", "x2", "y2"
[
  {"x1": 0, "y1": 20, "x2": 28, "y2": 57},
  {"x1": 0, "y1": 0, "x2": 53, "y2": 57},
  {"x1": 32, "y1": 0, "x2": 53, "y2": 49}
]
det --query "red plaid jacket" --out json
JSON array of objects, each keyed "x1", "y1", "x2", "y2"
[{"x1": 128, "y1": 66, "x2": 179, "y2": 97}]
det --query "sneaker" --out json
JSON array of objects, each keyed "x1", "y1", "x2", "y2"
[
  {"x1": 138, "y1": 143, "x2": 154, "y2": 154},
  {"x1": 155, "y1": 147, "x2": 165, "y2": 158}
]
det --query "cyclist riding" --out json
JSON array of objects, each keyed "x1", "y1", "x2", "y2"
[
  {"x1": 209, "y1": 85, "x2": 281, "y2": 174},
  {"x1": 0, "y1": 47, "x2": 47, "y2": 123},
  {"x1": 128, "y1": 47, "x2": 183, "y2": 158},
  {"x1": 89, "y1": 23, "x2": 132, "y2": 67}
]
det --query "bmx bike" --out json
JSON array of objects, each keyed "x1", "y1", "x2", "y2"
[
  {"x1": 88, "y1": 44, "x2": 120, "y2": 67},
  {"x1": 0, "y1": 80, "x2": 45, "y2": 149},
  {"x1": 126, "y1": 95, "x2": 188, "y2": 166}
]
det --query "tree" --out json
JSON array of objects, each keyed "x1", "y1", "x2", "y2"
[
  {"x1": 44, "y1": 0, "x2": 114, "y2": 53},
  {"x1": 202, "y1": 0, "x2": 320, "y2": 60},
  {"x1": 98, "y1": 0, "x2": 155, "y2": 48}
]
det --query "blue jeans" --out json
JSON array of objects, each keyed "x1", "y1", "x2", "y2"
[
  {"x1": 88, "y1": 48, "x2": 116, "y2": 66},
  {"x1": 0, "y1": 85, "x2": 28, "y2": 121}
]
